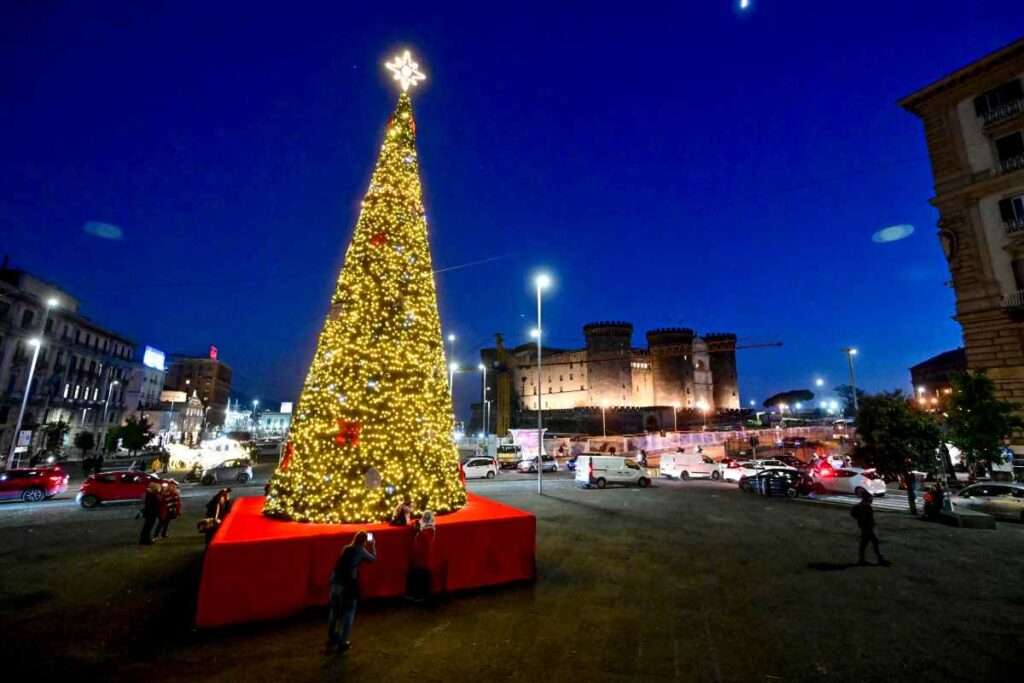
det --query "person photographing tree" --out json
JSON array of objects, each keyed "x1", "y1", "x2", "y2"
[{"x1": 326, "y1": 531, "x2": 377, "y2": 654}]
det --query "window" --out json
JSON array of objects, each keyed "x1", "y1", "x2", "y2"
[
  {"x1": 63, "y1": 384, "x2": 69, "y2": 398},
  {"x1": 20, "y1": 309, "x2": 35, "y2": 328},
  {"x1": 74, "y1": 385, "x2": 80, "y2": 399},
  {"x1": 1000, "y1": 194, "x2": 1024, "y2": 224},
  {"x1": 570, "y1": 373, "x2": 574, "y2": 380},
  {"x1": 995, "y1": 132, "x2": 1024, "y2": 163},
  {"x1": 973, "y1": 79, "x2": 1024, "y2": 117}
]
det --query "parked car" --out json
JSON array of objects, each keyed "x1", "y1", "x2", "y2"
[
  {"x1": 201, "y1": 458, "x2": 254, "y2": 485},
  {"x1": 575, "y1": 455, "x2": 651, "y2": 489},
  {"x1": 254, "y1": 439, "x2": 283, "y2": 460},
  {"x1": 463, "y1": 457, "x2": 497, "y2": 480},
  {"x1": 950, "y1": 482, "x2": 1024, "y2": 520},
  {"x1": 740, "y1": 468, "x2": 814, "y2": 497},
  {"x1": 814, "y1": 467, "x2": 887, "y2": 497},
  {"x1": 517, "y1": 455, "x2": 558, "y2": 473},
  {"x1": 723, "y1": 459, "x2": 787, "y2": 484},
  {"x1": 77, "y1": 470, "x2": 163, "y2": 508},
  {"x1": 661, "y1": 452, "x2": 721, "y2": 480},
  {"x1": 0, "y1": 466, "x2": 69, "y2": 503},
  {"x1": 496, "y1": 444, "x2": 522, "y2": 469},
  {"x1": 775, "y1": 455, "x2": 808, "y2": 470}
]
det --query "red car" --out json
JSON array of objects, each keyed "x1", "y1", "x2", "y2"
[
  {"x1": 0, "y1": 466, "x2": 69, "y2": 503},
  {"x1": 77, "y1": 470, "x2": 163, "y2": 508}
]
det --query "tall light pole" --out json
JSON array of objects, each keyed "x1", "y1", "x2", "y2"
[
  {"x1": 447, "y1": 334, "x2": 456, "y2": 394},
  {"x1": 534, "y1": 273, "x2": 551, "y2": 494},
  {"x1": 841, "y1": 347, "x2": 859, "y2": 414},
  {"x1": 252, "y1": 399, "x2": 260, "y2": 440},
  {"x1": 601, "y1": 399, "x2": 609, "y2": 437},
  {"x1": 99, "y1": 380, "x2": 120, "y2": 449},
  {"x1": 478, "y1": 363, "x2": 488, "y2": 438},
  {"x1": 672, "y1": 401, "x2": 679, "y2": 432},
  {"x1": 7, "y1": 297, "x2": 58, "y2": 468}
]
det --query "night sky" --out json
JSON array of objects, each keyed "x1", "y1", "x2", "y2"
[{"x1": 2, "y1": 2, "x2": 1021, "y2": 419}]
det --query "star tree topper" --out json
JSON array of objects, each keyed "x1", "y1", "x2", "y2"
[{"x1": 385, "y1": 50, "x2": 426, "y2": 92}]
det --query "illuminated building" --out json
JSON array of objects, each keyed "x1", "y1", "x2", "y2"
[
  {"x1": 900, "y1": 37, "x2": 1024, "y2": 450},
  {"x1": 163, "y1": 348, "x2": 232, "y2": 427}
]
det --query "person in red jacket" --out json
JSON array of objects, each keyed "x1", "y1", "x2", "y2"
[{"x1": 155, "y1": 481, "x2": 182, "y2": 539}]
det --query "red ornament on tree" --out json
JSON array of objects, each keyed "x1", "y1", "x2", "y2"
[
  {"x1": 335, "y1": 419, "x2": 362, "y2": 447},
  {"x1": 370, "y1": 232, "x2": 388, "y2": 247}
]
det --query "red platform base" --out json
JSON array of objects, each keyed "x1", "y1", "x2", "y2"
[{"x1": 195, "y1": 493, "x2": 536, "y2": 627}]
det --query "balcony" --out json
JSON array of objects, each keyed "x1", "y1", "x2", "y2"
[
  {"x1": 981, "y1": 99, "x2": 1024, "y2": 127},
  {"x1": 999, "y1": 153, "x2": 1024, "y2": 175},
  {"x1": 1001, "y1": 289, "x2": 1024, "y2": 310},
  {"x1": 1005, "y1": 217, "x2": 1024, "y2": 236}
]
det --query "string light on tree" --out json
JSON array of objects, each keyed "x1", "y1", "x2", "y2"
[{"x1": 264, "y1": 50, "x2": 465, "y2": 523}]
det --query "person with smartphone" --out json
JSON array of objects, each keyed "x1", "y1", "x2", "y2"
[{"x1": 326, "y1": 530, "x2": 377, "y2": 654}]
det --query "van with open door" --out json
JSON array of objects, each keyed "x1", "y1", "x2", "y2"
[{"x1": 575, "y1": 455, "x2": 651, "y2": 489}]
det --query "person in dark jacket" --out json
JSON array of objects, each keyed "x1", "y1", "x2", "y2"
[
  {"x1": 851, "y1": 492, "x2": 890, "y2": 566},
  {"x1": 327, "y1": 531, "x2": 377, "y2": 654},
  {"x1": 406, "y1": 510, "x2": 437, "y2": 602},
  {"x1": 203, "y1": 488, "x2": 232, "y2": 545},
  {"x1": 139, "y1": 483, "x2": 162, "y2": 545}
]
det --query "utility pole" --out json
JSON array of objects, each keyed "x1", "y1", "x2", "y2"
[{"x1": 841, "y1": 348, "x2": 859, "y2": 414}]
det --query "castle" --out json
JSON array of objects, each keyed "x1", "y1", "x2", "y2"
[{"x1": 477, "y1": 322, "x2": 740, "y2": 435}]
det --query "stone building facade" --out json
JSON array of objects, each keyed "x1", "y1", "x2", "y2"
[
  {"x1": 0, "y1": 268, "x2": 134, "y2": 462},
  {"x1": 164, "y1": 352, "x2": 232, "y2": 427},
  {"x1": 478, "y1": 322, "x2": 739, "y2": 431},
  {"x1": 900, "y1": 38, "x2": 1024, "y2": 451}
]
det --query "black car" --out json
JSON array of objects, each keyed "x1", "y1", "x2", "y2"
[{"x1": 739, "y1": 469, "x2": 814, "y2": 498}]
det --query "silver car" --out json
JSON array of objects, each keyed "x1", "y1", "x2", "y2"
[
  {"x1": 201, "y1": 458, "x2": 254, "y2": 485},
  {"x1": 951, "y1": 482, "x2": 1024, "y2": 520}
]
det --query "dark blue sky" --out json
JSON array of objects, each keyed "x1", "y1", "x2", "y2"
[{"x1": 2, "y1": 2, "x2": 1020, "y2": 417}]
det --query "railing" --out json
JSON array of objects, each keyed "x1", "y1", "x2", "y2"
[
  {"x1": 1001, "y1": 289, "x2": 1024, "y2": 309},
  {"x1": 981, "y1": 98, "x2": 1024, "y2": 127},
  {"x1": 999, "y1": 153, "x2": 1024, "y2": 175},
  {"x1": 1004, "y1": 218, "x2": 1024, "y2": 236}
]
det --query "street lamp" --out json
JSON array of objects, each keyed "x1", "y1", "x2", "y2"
[
  {"x1": 697, "y1": 398, "x2": 708, "y2": 429},
  {"x1": 252, "y1": 399, "x2": 260, "y2": 439},
  {"x1": 815, "y1": 378, "x2": 824, "y2": 388},
  {"x1": 447, "y1": 334, "x2": 456, "y2": 393},
  {"x1": 99, "y1": 380, "x2": 120, "y2": 450},
  {"x1": 534, "y1": 273, "x2": 551, "y2": 494},
  {"x1": 601, "y1": 399, "x2": 609, "y2": 437},
  {"x1": 478, "y1": 363, "x2": 488, "y2": 438},
  {"x1": 841, "y1": 347, "x2": 859, "y2": 414},
  {"x1": 7, "y1": 298, "x2": 59, "y2": 468},
  {"x1": 672, "y1": 401, "x2": 680, "y2": 432},
  {"x1": 795, "y1": 402, "x2": 803, "y2": 412}
]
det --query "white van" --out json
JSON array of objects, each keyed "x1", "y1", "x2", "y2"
[
  {"x1": 575, "y1": 455, "x2": 651, "y2": 489},
  {"x1": 660, "y1": 452, "x2": 720, "y2": 480}
]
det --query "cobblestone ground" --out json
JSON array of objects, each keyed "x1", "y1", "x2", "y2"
[{"x1": 1, "y1": 469, "x2": 1022, "y2": 682}]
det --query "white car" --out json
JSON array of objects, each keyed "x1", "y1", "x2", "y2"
[
  {"x1": 815, "y1": 467, "x2": 887, "y2": 497},
  {"x1": 463, "y1": 457, "x2": 497, "y2": 480},
  {"x1": 950, "y1": 483, "x2": 1024, "y2": 520},
  {"x1": 722, "y1": 459, "x2": 787, "y2": 484}
]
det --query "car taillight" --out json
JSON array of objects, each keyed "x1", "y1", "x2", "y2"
[{"x1": 728, "y1": 462, "x2": 739, "y2": 468}]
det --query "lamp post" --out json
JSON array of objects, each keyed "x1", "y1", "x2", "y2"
[
  {"x1": 534, "y1": 273, "x2": 551, "y2": 494},
  {"x1": 99, "y1": 380, "x2": 119, "y2": 449},
  {"x1": 6, "y1": 297, "x2": 58, "y2": 468},
  {"x1": 478, "y1": 363, "x2": 488, "y2": 438},
  {"x1": 672, "y1": 401, "x2": 680, "y2": 432},
  {"x1": 841, "y1": 347, "x2": 859, "y2": 414},
  {"x1": 601, "y1": 399, "x2": 609, "y2": 437},
  {"x1": 447, "y1": 334, "x2": 456, "y2": 394}
]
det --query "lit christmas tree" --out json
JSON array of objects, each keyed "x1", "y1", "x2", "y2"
[{"x1": 264, "y1": 51, "x2": 466, "y2": 523}]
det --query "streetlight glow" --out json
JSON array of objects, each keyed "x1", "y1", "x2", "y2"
[
  {"x1": 447, "y1": 333, "x2": 456, "y2": 342},
  {"x1": 450, "y1": 362, "x2": 459, "y2": 372},
  {"x1": 27, "y1": 338, "x2": 41, "y2": 348},
  {"x1": 535, "y1": 273, "x2": 552, "y2": 289},
  {"x1": 815, "y1": 378, "x2": 824, "y2": 387},
  {"x1": 46, "y1": 298, "x2": 59, "y2": 307},
  {"x1": 530, "y1": 328, "x2": 540, "y2": 339}
]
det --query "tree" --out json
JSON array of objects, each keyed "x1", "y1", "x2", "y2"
[
  {"x1": 945, "y1": 370, "x2": 1022, "y2": 479},
  {"x1": 103, "y1": 427, "x2": 120, "y2": 453},
  {"x1": 120, "y1": 416, "x2": 155, "y2": 456},
  {"x1": 835, "y1": 384, "x2": 867, "y2": 417},
  {"x1": 39, "y1": 420, "x2": 69, "y2": 454},
  {"x1": 73, "y1": 431, "x2": 95, "y2": 458},
  {"x1": 263, "y1": 80, "x2": 466, "y2": 523},
  {"x1": 763, "y1": 390, "x2": 814, "y2": 410},
  {"x1": 854, "y1": 390, "x2": 941, "y2": 513}
]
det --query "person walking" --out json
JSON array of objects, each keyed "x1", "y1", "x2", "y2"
[
  {"x1": 139, "y1": 483, "x2": 162, "y2": 545},
  {"x1": 851, "y1": 492, "x2": 890, "y2": 566},
  {"x1": 327, "y1": 531, "x2": 377, "y2": 654},
  {"x1": 155, "y1": 482, "x2": 182, "y2": 539}
]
